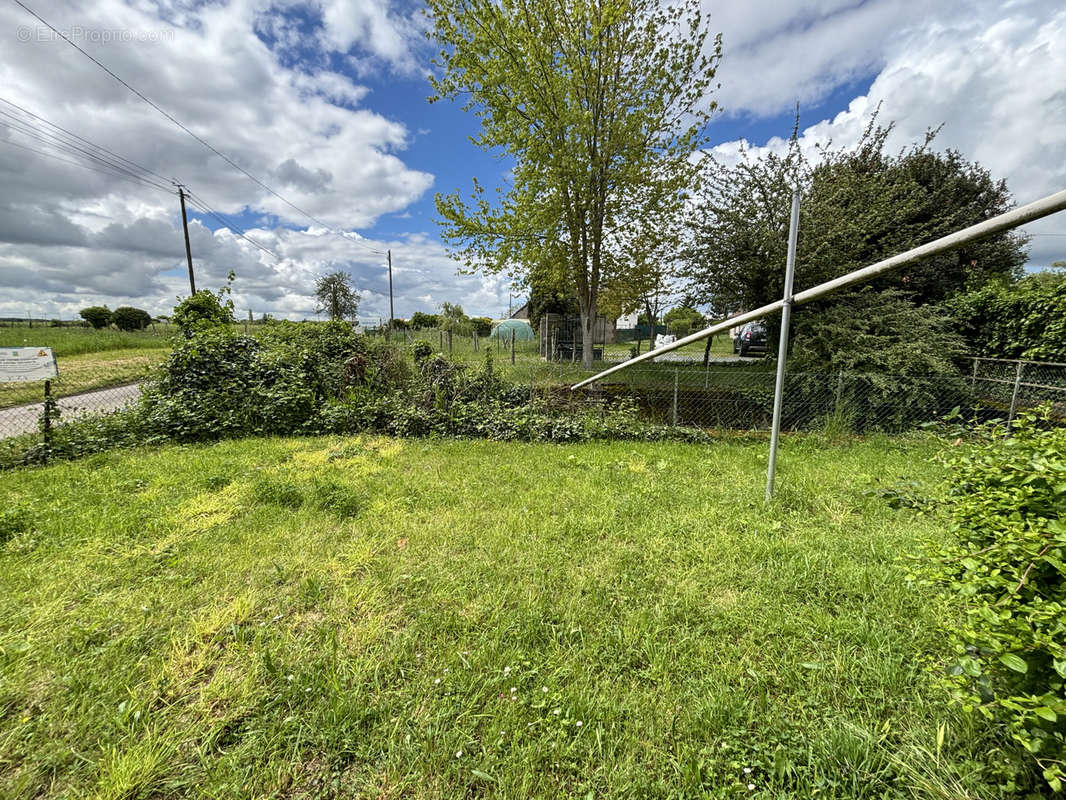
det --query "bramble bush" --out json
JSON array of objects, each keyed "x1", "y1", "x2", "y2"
[
  {"x1": 1, "y1": 320, "x2": 706, "y2": 469},
  {"x1": 921, "y1": 411, "x2": 1066, "y2": 793},
  {"x1": 949, "y1": 273, "x2": 1066, "y2": 362}
]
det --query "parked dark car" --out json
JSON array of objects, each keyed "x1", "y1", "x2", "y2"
[{"x1": 733, "y1": 322, "x2": 768, "y2": 356}]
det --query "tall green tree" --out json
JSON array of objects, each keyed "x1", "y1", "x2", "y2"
[
  {"x1": 314, "y1": 272, "x2": 360, "y2": 322},
  {"x1": 438, "y1": 302, "x2": 472, "y2": 334},
  {"x1": 428, "y1": 0, "x2": 721, "y2": 367},
  {"x1": 684, "y1": 120, "x2": 1028, "y2": 317}
]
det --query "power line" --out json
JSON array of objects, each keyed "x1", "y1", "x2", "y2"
[
  {"x1": 183, "y1": 188, "x2": 281, "y2": 261},
  {"x1": 0, "y1": 94, "x2": 174, "y2": 187},
  {"x1": 0, "y1": 108, "x2": 174, "y2": 191},
  {"x1": 0, "y1": 96, "x2": 279, "y2": 259},
  {"x1": 10, "y1": 0, "x2": 385, "y2": 256},
  {"x1": 0, "y1": 136, "x2": 175, "y2": 194}
]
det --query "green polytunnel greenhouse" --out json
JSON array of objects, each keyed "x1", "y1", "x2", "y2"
[{"x1": 489, "y1": 319, "x2": 535, "y2": 340}]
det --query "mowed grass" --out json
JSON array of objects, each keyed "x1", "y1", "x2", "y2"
[
  {"x1": 0, "y1": 327, "x2": 170, "y2": 409},
  {"x1": 0, "y1": 435, "x2": 990, "y2": 798}
]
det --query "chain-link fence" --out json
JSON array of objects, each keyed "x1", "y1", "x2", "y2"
[
  {"x1": 570, "y1": 357, "x2": 1066, "y2": 432},
  {"x1": 967, "y1": 357, "x2": 1066, "y2": 422},
  {"x1": 3, "y1": 347, "x2": 1064, "y2": 463},
  {"x1": 0, "y1": 358, "x2": 150, "y2": 442}
]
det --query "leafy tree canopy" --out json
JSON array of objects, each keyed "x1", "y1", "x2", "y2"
[
  {"x1": 79, "y1": 306, "x2": 111, "y2": 329},
  {"x1": 684, "y1": 117, "x2": 1028, "y2": 317},
  {"x1": 314, "y1": 272, "x2": 360, "y2": 322},
  {"x1": 428, "y1": 0, "x2": 721, "y2": 367},
  {"x1": 438, "y1": 302, "x2": 472, "y2": 334},
  {"x1": 111, "y1": 307, "x2": 152, "y2": 331},
  {"x1": 409, "y1": 312, "x2": 440, "y2": 329},
  {"x1": 663, "y1": 306, "x2": 706, "y2": 336}
]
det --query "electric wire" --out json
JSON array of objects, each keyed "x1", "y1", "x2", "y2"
[
  {"x1": 10, "y1": 0, "x2": 386, "y2": 256},
  {"x1": 0, "y1": 136, "x2": 175, "y2": 195},
  {"x1": 0, "y1": 97, "x2": 280, "y2": 258},
  {"x1": 0, "y1": 94, "x2": 174, "y2": 186},
  {"x1": 0, "y1": 109, "x2": 174, "y2": 191},
  {"x1": 183, "y1": 189, "x2": 281, "y2": 261}
]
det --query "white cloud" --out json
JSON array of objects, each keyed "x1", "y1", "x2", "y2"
[
  {"x1": 0, "y1": 0, "x2": 444, "y2": 318},
  {"x1": 707, "y1": 1, "x2": 1066, "y2": 267}
]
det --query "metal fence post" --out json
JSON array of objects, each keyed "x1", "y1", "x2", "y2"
[
  {"x1": 672, "y1": 368, "x2": 679, "y2": 426},
  {"x1": 511, "y1": 329, "x2": 516, "y2": 365},
  {"x1": 1008, "y1": 360, "x2": 1024, "y2": 426},
  {"x1": 766, "y1": 187, "x2": 802, "y2": 501},
  {"x1": 42, "y1": 379, "x2": 52, "y2": 455},
  {"x1": 448, "y1": 330, "x2": 453, "y2": 356},
  {"x1": 474, "y1": 331, "x2": 479, "y2": 352},
  {"x1": 971, "y1": 357, "x2": 978, "y2": 389}
]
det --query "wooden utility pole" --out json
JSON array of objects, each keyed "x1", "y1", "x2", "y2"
[
  {"x1": 387, "y1": 249, "x2": 395, "y2": 330},
  {"x1": 178, "y1": 187, "x2": 196, "y2": 294}
]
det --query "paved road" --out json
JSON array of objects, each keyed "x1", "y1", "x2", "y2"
[{"x1": 0, "y1": 383, "x2": 141, "y2": 439}]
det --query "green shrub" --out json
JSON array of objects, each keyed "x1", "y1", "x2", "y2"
[
  {"x1": 412, "y1": 341, "x2": 433, "y2": 363},
  {"x1": 949, "y1": 273, "x2": 1066, "y2": 361},
  {"x1": 111, "y1": 306, "x2": 152, "y2": 331},
  {"x1": 172, "y1": 288, "x2": 235, "y2": 336},
  {"x1": 79, "y1": 306, "x2": 111, "y2": 329},
  {"x1": 789, "y1": 288, "x2": 972, "y2": 431},
  {"x1": 922, "y1": 411, "x2": 1066, "y2": 792}
]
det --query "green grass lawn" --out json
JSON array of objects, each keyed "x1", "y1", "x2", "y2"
[{"x1": 0, "y1": 434, "x2": 993, "y2": 798}]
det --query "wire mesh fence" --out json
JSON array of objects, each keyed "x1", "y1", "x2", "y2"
[
  {"x1": 3, "y1": 346, "x2": 1064, "y2": 464},
  {"x1": 0, "y1": 358, "x2": 149, "y2": 441}
]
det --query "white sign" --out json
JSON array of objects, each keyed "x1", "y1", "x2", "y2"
[{"x1": 0, "y1": 347, "x2": 58, "y2": 382}]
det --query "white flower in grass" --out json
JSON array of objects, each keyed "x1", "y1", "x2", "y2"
[
  {"x1": 503, "y1": 666, "x2": 511, "y2": 674},
  {"x1": 743, "y1": 767, "x2": 752, "y2": 774},
  {"x1": 434, "y1": 678, "x2": 441, "y2": 685},
  {"x1": 575, "y1": 721, "x2": 582, "y2": 727},
  {"x1": 747, "y1": 783, "x2": 755, "y2": 791},
  {"x1": 510, "y1": 687, "x2": 517, "y2": 693},
  {"x1": 553, "y1": 708, "x2": 561, "y2": 715},
  {"x1": 456, "y1": 750, "x2": 463, "y2": 758},
  {"x1": 541, "y1": 686, "x2": 549, "y2": 693}
]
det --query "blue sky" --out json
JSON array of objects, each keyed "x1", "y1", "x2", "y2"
[{"x1": 1, "y1": 0, "x2": 1063, "y2": 321}]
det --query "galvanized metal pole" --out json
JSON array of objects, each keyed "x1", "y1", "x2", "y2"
[
  {"x1": 572, "y1": 188, "x2": 1066, "y2": 391},
  {"x1": 672, "y1": 368, "x2": 679, "y2": 426},
  {"x1": 766, "y1": 188, "x2": 801, "y2": 501},
  {"x1": 1008, "y1": 360, "x2": 1024, "y2": 426}
]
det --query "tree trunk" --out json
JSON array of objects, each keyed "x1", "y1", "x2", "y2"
[{"x1": 579, "y1": 303, "x2": 596, "y2": 370}]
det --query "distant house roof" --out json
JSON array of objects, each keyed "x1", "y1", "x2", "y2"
[{"x1": 510, "y1": 301, "x2": 530, "y2": 319}]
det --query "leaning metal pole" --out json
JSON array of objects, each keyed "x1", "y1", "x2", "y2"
[
  {"x1": 766, "y1": 188, "x2": 801, "y2": 501},
  {"x1": 572, "y1": 188, "x2": 1066, "y2": 391}
]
